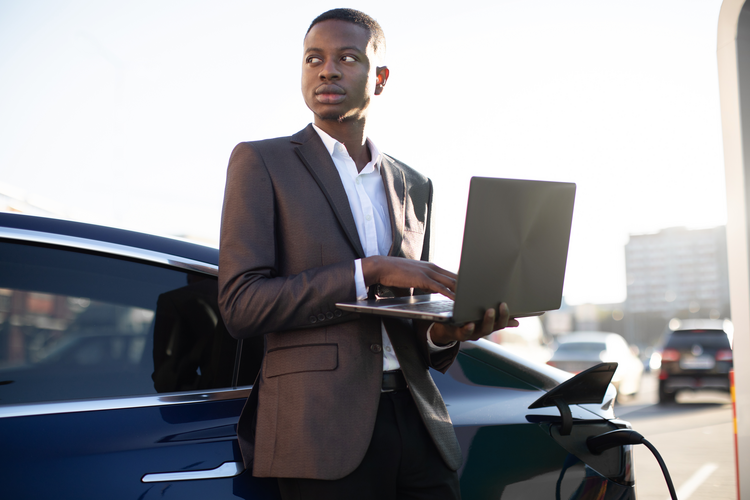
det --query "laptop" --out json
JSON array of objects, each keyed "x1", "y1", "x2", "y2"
[{"x1": 336, "y1": 176, "x2": 576, "y2": 325}]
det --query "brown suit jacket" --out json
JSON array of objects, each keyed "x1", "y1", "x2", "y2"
[{"x1": 218, "y1": 124, "x2": 462, "y2": 480}]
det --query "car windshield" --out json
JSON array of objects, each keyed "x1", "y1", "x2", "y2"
[
  {"x1": 666, "y1": 331, "x2": 731, "y2": 349},
  {"x1": 556, "y1": 342, "x2": 606, "y2": 353}
]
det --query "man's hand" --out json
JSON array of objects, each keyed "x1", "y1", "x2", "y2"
[
  {"x1": 361, "y1": 256, "x2": 457, "y2": 299},
  {"x1": 430, "y1": 303, "x2": 519, "y2": 345}
]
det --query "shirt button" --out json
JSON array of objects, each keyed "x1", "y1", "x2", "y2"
[
  {"x1": 356, "y1": 177, "x2": 361, "y2": 185},
  {"x1": 317, "y1": 313, "x2": 326, "y2": 322},
  {"x1": 385, "y1": 346, "x2": 392, "y2": 352},
  {"x1": 365, "y1": 214, "x2": 372, "y2": 221},
  {"x1": 370, "y1": 344, "x2": 382, "y2": 353}
]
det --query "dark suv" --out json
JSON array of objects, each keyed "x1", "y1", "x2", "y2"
[{"x1": 657, "y1": 319, "x2": 734, "y2": 403}]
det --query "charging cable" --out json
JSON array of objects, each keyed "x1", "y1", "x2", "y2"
[{"x1": 587, "y1": 429, "x2": 677, "y2": 500}]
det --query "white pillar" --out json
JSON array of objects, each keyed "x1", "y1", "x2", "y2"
[{"x1": 718, "y1": 1, "x2": 750, "y2": 497}]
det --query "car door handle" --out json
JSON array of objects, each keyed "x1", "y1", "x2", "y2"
[{"x1": 141, "y1": 461, "x2": 244, "y2": 483}]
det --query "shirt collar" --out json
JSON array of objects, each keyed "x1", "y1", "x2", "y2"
[{"x1": 312, "y1": 124, "x2": 381, "y2": 172}]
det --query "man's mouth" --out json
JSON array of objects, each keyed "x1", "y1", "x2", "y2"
[{"x1": 315, "y1": 85, "x2": 345, "y2": 104}]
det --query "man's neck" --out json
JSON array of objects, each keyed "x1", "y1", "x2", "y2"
[{"x1": 314, "y1": 119, "x2": 371, "y2": 172}]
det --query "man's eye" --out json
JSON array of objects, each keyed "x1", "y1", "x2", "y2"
[
  {"x1": 307, "y1": 56, "x2": 322, "y2": 64},
  {"x1": 342, "y1": 55, "x2": 357, "y2": 62}
]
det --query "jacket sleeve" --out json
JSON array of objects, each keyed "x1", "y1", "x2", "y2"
[{"x1": 218, "y1": 142, "x2": 357, "y2": 339}]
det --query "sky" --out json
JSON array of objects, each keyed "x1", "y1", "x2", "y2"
[{"x1": 0, "y1": 0, "x2": 729, "y2": 305}]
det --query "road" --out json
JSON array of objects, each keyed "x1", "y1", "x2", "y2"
[{"x1": 614, "y1": 372, "x2": 737, "y2": 500}]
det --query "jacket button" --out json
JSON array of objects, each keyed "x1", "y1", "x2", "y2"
[
  {"x1": 317, "y1": 313, "x2": 326, "y2": 322},
  {"x1": 334, "y1": 309, "x2": 343, "y2": 317},
  {"x1": 370, "y1": 344, "x2": 382, "y2": 353},
  {"x1": 309, "y1": 316, "x2": 318, "y2": 324},
  {"x1": 326, "y1": 311, "x2": 334, "y2": 319}
]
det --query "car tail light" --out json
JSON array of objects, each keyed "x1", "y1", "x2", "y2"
[
  {"x1": 716, "y1": 349, "x2": 733, "y2": 361},
  {"x1": 660, "y1": 348, "x2": 680, "y2": 362}
]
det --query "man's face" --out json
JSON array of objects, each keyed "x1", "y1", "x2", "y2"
[{"x1": 302, "y1": 19, "x2": 386, "y2": 125}]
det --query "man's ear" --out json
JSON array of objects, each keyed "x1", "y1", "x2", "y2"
[{"x1": 375, "y1": 66, "x2": 389, "y2": 95}]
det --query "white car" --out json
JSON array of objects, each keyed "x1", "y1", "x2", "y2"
[{"x1": 547, "y1": 332, "x2": 644, "y2": 399}]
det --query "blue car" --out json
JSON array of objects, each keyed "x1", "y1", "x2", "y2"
[{"x1": 0, "y1": 212, "x2": 636, "y2": 499}]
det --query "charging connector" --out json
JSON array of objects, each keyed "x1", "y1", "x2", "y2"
[{"x1": 587, "y1": 429, "x2": 678, "y2": 500}]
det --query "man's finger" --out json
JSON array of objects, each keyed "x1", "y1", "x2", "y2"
[
  {"x1": 438, "y1": 286, "x2": 455, "y2": 300},
  {"x1": 418, "y1": 274, "x2": 455, "y2": 299},
  {"x1": 427, "y1": 262, "x2": 458, "y2": 281},
  {"x1": 461, "y1": 323, "x2": 476, "y2": 340},
  {"x1": 426, "y1": 269, "x2": 457, "y2": 292},
  {"x1": 477, "y1": 308, "x2": 496, "y2": 336}
]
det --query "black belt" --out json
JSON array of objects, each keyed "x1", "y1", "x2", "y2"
[{"x1": 382, "y1": 370, "x2": 408, "y2": 392}]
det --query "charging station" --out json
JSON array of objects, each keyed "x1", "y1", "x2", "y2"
[{"x1": 717, "y1": 1, "x2": 750, "y2": 497}]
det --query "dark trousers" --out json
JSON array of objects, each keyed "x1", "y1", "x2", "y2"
[{"x1": 277, "y1": 389, "x2": 462, "y2": 500}]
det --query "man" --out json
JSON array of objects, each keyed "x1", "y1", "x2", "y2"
[{"x1": 218, "y1": 8, "x2": 517, "y2": 499}]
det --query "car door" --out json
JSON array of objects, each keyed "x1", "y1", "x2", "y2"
[{"x1": 0, "y1": 238, "x2": 277, "y2": 499}]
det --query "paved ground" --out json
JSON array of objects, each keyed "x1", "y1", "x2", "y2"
[{"x1": 616, "y1": 373, "x2": 737, "y2": 500}]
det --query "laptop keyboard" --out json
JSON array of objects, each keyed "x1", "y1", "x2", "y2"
[{"x1": 388, "y1": 300, "x2": 454, "y2": 314}]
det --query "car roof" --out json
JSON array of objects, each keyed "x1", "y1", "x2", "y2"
[
  {"x1": 669, "y1": 318, "x2": 731, "y2": 333},
  {"x1": 0, "y1": 212, "x2": 219, "y2": 267},
  {"x1": 556, "y1": 331, "x2": 625, "y2": 344}
]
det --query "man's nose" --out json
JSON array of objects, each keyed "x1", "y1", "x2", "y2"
[{"x1": 320, "y1": 60, "x2": 341, "y2": 80}]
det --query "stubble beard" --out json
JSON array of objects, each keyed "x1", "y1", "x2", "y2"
[
  {"x1": 321, "y1": 105, "x2": 371, "y2": 126},
  {"x1": 315, "y1": 109, "x2": 355, "y2": 124}
]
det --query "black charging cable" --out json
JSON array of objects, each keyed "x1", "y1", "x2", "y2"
[{"x1": 587, "y1": 429, "x2": 678, "y2": 500}]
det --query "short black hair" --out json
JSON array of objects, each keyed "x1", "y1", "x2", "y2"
[{"x1": 307, "y1": 8, "x2": 386, "y2": 59}]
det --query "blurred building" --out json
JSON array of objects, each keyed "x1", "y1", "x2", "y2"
[
  {"x1": 625, "y1": 226, "x2": 730, "y2": 319},
  {"x1": 534, "y1": 227, "x2": 730, "y2": 356},
  {"x1": 542, "y1": 301, "x2": 626, "y2": 337}
]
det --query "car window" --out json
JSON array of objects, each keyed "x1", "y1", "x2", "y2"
[
  {"x1": 666, "y1": 330, "x2": 731, "y2": 349},
  {"x1": 0, "y1": 240, "x2": 246, "y2": 405}
]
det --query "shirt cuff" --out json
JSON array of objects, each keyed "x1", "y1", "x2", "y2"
[
  {"x1": 426, "y1": 323, "x2": 457, "y2": 351},
  {"x1": 354, "y1": 259, "x2": 368, "y2": 300}
]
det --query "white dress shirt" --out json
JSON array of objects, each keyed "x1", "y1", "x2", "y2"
[{"x1": 312, "y1": 125, "x2": 453, "y2": 371}]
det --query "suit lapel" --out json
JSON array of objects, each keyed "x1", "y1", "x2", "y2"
[
  {"x1": 292, "y1": 126, "x2": 366, "y2": 259},
  {"x1": 380, "y1": 156, "x2": 405, "y2": 257}
]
